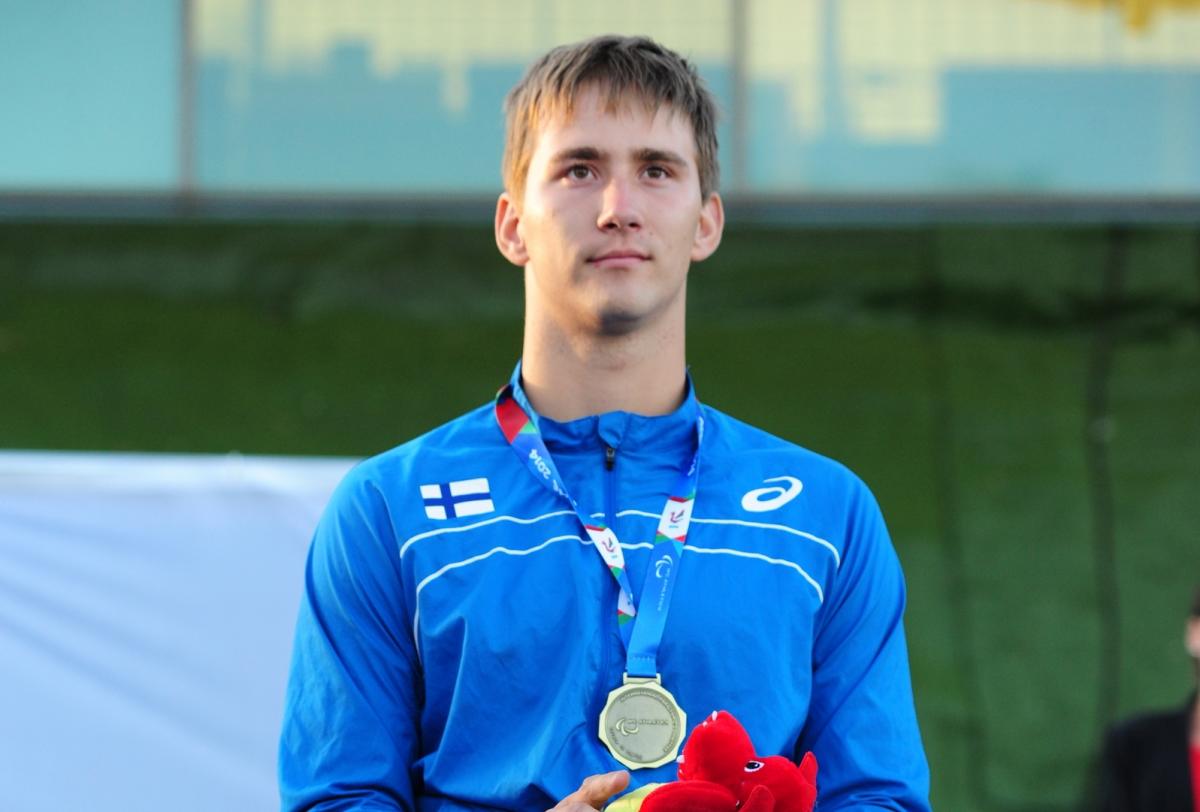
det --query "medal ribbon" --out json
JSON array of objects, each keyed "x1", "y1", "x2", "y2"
[{"x1": 494, "y1": 371, "x2": 701, "y2": 679}]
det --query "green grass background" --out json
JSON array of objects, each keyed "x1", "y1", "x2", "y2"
[{"x1": 1, "y1": 221, "x2": 1198, "y2": 810}]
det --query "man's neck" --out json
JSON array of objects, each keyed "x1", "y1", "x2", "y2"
[{"x1": 520, "y1": 311, "x2": 687, "y2": 422}]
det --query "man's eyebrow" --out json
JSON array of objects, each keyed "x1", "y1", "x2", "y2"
[
  {"x1": 634, "y1": 148, "x2": 688, "y2": 166},
  {"x1": 547, "y1": 147, "x2": 689, "y2": 166},
  {"x1": 549, "y1": 146, "x2": 606, "y2": 163}
]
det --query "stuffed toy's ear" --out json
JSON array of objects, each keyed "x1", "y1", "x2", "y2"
[{"x1": 676, "y1": 710, "x2": 755, "y2": 790}]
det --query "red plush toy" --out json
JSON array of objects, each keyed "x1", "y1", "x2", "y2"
[{"x1": 638, "y1": 711, "x2": 818, "y2": 812}]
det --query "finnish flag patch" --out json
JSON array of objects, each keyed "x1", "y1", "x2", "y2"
[{"x1": 420, "y1": 477, "x2": 495, "y2": 520}]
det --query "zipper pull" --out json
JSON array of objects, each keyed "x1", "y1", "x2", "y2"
[{"x1": 604, "y1": 445, "x2": 616, "y2": 471}]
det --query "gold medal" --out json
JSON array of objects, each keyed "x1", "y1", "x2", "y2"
[{"x1": 598, "y1": 674, "x2": 686, "y2": 770}]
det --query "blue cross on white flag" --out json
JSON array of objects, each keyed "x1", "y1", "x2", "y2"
[{"x1": 421, "y1": 477, "x2": 495, "y2": 520}]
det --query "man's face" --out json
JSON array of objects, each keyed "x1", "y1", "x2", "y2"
[{"x1": 496, "y1": 85, "x2": 723, "y2": 336}]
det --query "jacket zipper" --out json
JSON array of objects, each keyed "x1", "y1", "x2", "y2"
[
  {"x1": 602, "y1": 443, "x2": 619, "y2": 686},
  {"x1": 603, "y1": 445, "x2": 617, "y2": 528}
]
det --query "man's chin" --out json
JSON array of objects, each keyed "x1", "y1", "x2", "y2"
[
  {"x1": 594, "y1": 308, "x2": 645, "y2": 337},
  {"x1": 567, "y1": 286, "x2": 680, "y2": 337}
]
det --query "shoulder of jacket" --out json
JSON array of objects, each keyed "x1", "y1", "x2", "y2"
[
  {"x1": 340, "y1": 401, "x2": 501, "y2": 489},
  {"x1": 1108, "y1": 704, "x2": 1191, "y2": 745},
  {"x1": 701, "y1": 405, "x2": 867, "y2": 491}
]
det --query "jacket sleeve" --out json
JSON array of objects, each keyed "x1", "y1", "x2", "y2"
[
  {"x1": 797, "y1": 477, "x2": 931, "y2": 811},
  {"x1": 279, "y1": 471, "x2": 422, "y2": 811},
  {"x1": 1096, "y1": 724, "x2": 1136, "y2": 812}
]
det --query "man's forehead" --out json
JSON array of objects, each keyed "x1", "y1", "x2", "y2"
[{"x1": 532, "y1": 85, "x2": 694, "y2": 150}]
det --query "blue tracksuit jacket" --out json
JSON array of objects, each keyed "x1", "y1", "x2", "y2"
[{"x1": 280, "y1": 370, "x2": 931, "y2": 810}]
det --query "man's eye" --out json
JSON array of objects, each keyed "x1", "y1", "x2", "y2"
[
  {"x1": 566, "y1": 165, "x2": 591, "y2": 180},
  {"x1": 645, "y1": 165, "x2": 669, "y2": 180}
]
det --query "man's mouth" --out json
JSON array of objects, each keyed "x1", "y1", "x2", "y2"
[{"x1": 588, "y1": 250, "x2": 650, "y2": 269}]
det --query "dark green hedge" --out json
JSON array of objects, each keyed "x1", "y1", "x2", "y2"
[{"x1": 2, "y1": 221, "x2": 1197, "y2": 811}]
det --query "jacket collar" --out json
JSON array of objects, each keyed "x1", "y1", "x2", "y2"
[{"x1": 507, "y1": 360, "x2": 700, "y2": 455}]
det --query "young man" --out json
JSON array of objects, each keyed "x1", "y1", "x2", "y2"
[{"x1": 280, "y1": 35, "x2": 930, "y2": 811}]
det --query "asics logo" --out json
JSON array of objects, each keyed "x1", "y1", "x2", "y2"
[{"x1": 740, "y1": 476, "x2": 803, "y2": 513}]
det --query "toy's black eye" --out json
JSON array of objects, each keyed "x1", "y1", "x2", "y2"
[{"x1": 745, "y1": 760, "x2": 764, "y2": 772}]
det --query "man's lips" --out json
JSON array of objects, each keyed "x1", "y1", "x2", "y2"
[{"x1": 588, "y1": 251, "x2": 650, "y2": 269}]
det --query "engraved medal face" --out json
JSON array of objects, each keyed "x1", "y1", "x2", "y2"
[{"x1": 598, "y1": 680, "x2": 686, "y2": 770}]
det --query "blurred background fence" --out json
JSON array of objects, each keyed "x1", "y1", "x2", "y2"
[
  {"x1": 2, "y1": 2, "x2": 1199, "y2": 811},
  {"x1": 4, "y1": 0, "x2": 1200, "y2": 203}
]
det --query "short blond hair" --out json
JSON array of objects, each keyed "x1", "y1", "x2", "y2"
[{"x1": 502, "y1": 35, "x2": 720, "y2": 201}]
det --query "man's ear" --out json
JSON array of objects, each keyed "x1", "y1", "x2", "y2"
[
  {"x1": 690, "y1": 192, "x2": 725, "y2": 262},
  {"x1": 495, "y1": 192, "x2": 529, "y2": 267},
  {"x1": 1186, "y1": 616, "x2": 1200, "y2": 658}
]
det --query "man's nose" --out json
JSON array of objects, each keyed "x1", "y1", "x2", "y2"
[{"x1": 597, "y1": 177, "x2": 642, "y2": 231}]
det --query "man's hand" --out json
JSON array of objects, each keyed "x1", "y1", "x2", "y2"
[{"x1": 549, "y1": 770, "x2": 631, "y2": 811}]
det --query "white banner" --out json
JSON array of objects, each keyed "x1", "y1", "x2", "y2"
[{"x1": 0, "y1": 451, "x2": 357, "y2": 812}]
